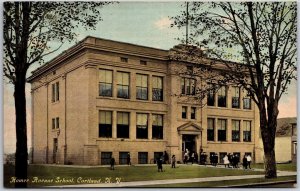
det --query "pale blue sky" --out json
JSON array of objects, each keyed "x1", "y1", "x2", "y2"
[{"x1": 3, "y1": 2, "x2": 297, "y2": 154}]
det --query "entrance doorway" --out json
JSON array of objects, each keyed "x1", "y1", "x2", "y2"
[
  {"x1": 182, "y1": 135, "x2": 196, "y2": 152},
  {"x1": 182, "y1": 135, "x2": 196, "y2": 161}
]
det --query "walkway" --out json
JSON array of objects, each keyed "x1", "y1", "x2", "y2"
[{"x1": 50, "y1": 165, "x2": 296, "y2": 188}]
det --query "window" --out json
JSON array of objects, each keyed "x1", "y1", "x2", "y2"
[
  {"x1": 191, "y1": 107, "x2": 196, "y2": 119},
  {"x1": 243, "y1": 121, "x2": 251, "y2": 142},
  {"x1": 207, "y1": 118, "x2": 215, "y2": 141},
  {"x1": 120, "y1": 57, "x2": 128, "y2": 63},
  {"x1": 218, "y1": 119, "x2": 227, "y2": 141},
  {"x1": 52, "y1": 118, "x2": 59, "y2": 129},
  {"x1": 207, "y1": 88, "x2": 215, "y2": 106},
  {"x1": 181, "y1": 78, "x2": 185, "y2": 94},
  {"x1": 136, "y1": 74, "x2": 148, "y2": 100},
  {"x1": 101, "y1": 152, "x2": 112, "y2": 165},
  {"x1": 218, "y1": 86, "x2": 227, "y2": 107},
  {"x1": 138, "y1": 152, "x2": 148, "y2": 164},
  {"x1": 152, "y1": 76, "x2": 163, "y2": 101},
  {"x1": 181, "y1": 78, "x2": 196, "y2": 95},
  {"x1": 232, "y1": 87, "x2": 240, "y2": 108},
  {"x1": 152, "y1": 114, "x2": 163, "y2": 139},
  {"x1": 117, "y1": 72, "x2": 129, "y2": 98},
  {"x1": 117, "y1": 112, "x2": 129, "y2": 138},
  {"x1": 99, "y1": 69, "x2": 112, "y2": 97},
  {"x1": 99, "y1": 111, "x2": 112, "y2": 138},
  {"x1": 52, "y1": 118, "x2": 55, "y2": 129},
  {"x1": 243, "y1": 90, "x2": 251, "y2": 109},
  {"x1": 182, "y1": 106, "x2": 187, "y2": 119},
  {"x1": 140, "y1": 60, "x2": 147, "y2": 65},
  {"x1": 232, "y1": 120, "x2": 240, "y2": 142},
  {"x1": 56, "y1": 117, "x2": 59, "y2": 129},
  {"x1": 51, "y1": 82, "x2": 59, "y2": 102},
  {"x1": 136, "y1": 113, "x2": 148, "y2": 139},
  {"x1": 292, "y1": 124, "x2": 297, "y2": 136},
  {"x1": 119, "y1": 152, "x2": 128, "y2": 165}
]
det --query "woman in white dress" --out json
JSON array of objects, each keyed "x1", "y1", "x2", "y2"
[{"x1": 223, "y1": 155, "x2": 230, "y2": 168}]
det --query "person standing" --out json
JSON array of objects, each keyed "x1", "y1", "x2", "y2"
[
  {"x1": 246, "y1": 155, "x2": 252, "y2": 169},
  {"x1": 184, "y1": 152, "x2": 189, "y2": 164},
  {"x1": 127, "y1": 153, "x2": 131, "y2": 166},
  {"x1": 171, "y1": 155, "x2": 176, "y2": 168},
  {"x1": 243, "y1": 155, "x2": 248, "y2": 170},
  {"x1": 223, "y1": 154, "x2": 230, "y2": 168},
  {"x1": 215, "y1": 154, "x2": 218, "y2": 166},
  {"x1": 110, "y1": 156, "x2": 115, "y2": 170},
  {"x1": 194, "y1": 152, "x2": 198, "y2": 164},
  {"x1": 191, "y1": 152, "x2": 195, "y2": 164},
  {"x1": 157, "y1": 155, "x2": 163, "y2": 172}
]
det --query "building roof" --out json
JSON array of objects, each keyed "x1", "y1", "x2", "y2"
[
  {"x1": 27, "y1": 36, "x2": 169, "y2": 82},
  {"x1": 27, "y1": 36, "x2": 246, "y2": 83},
  {"x1": 276, "y1": 117, "x2": 297, "y2": 137}
]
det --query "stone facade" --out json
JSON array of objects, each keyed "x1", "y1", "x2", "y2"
[{"x1": 29, "y1": 36, "x2": 260, "y2": 165}]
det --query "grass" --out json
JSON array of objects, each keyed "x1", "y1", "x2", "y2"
[
  {"x1": 4, "y1": 164, "x2": 263, "y2": 188},
  {"x1": 143, "y1": 175, "x2": 297, "y2": 188},
  {"x1": 251, "y1": 163, "x2": 297, "y2": 172}
]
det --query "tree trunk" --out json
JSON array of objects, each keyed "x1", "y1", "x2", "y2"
[
  {"x1": 260, "y1": 104, "x2": 278, "y2": 179},
  {"x1": 14, "y1": 72, "x2": 28, "y2": 188},
  {"x1": 263, "y1": 147, "x2": 277, "y2": 178}
]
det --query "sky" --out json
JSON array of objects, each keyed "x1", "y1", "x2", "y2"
[{"x1": 3, "y1": 2, "x2": 298, "y2": 154}]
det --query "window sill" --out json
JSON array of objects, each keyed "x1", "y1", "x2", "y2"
[
  {"x1": 51, "y1": 101, "x2": 60, "y2": 105},
  {"x1": 207, "y1": 141, "x2": 253, "y2": 144},
  {"x1": 96, "y1": 97, "x2": 166, "y2": 104},
  {"x1": 207, "y1": 106, "x2": 253, "y2": 111},
  {"x1": 96, "y1": 138, "x2": 165, "y2": 142}
]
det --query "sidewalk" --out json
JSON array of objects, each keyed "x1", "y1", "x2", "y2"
[{"x1": 51, "y1": 166, "x2": 296, "y2": 188}]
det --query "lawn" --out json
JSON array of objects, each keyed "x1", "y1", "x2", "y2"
[
  {"x1": 4, "y1": 164, "x2": 263, "y2": 188},
  {"x1": 251, "y1": 163, "x2": 297, "y2": 172},
  {"x1": 143, "y1": 175, "x2": 297, "y2": 188}
]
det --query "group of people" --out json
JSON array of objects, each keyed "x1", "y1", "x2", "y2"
[
  {"x1": 223, "y1": 153, "x2": 240, "y2": 168},
  {"x1": 109, "y1": 151, "x2": 252, "y2": 171},
  {"x1": 183, "y1": 149, "x2": 199, "y2": 164},
  {"x1": 223, "y1": 153, "x2": 252, "y2": 169},
  {"x1": 210, "y1": 153, "x2": 219, "y2": 166}
]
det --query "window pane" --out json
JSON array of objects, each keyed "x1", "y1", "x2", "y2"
[
  {"x1": 106, "y1": 70, "x2": 112, "y2": 83},
  {"x1": 142, "y1": 75, "x2": 148, "y2": 87},
  {"x1": 136, "y1": 74, "x2": 141, "y2": 86},
  {"x1": 137, "y1": 114, "x2": 147, "y2": 125},
  {"x1": 101, "y1": 152, "x2": 112, "y2": 165},
  {"x1": 181, "y1": 78, "x2": 185, "y2": 94},
  {"x1": 138, "y1": 152, "x2": 148, "y2": 164}
]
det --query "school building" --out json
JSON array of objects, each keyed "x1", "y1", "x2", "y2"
[{"x1": 28, "y1": 36, "x2": 261, "y2": 165}]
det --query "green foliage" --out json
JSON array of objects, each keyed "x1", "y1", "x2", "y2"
[{"x1": 3, "y1": 2, "x2": 113, "y2": 83}]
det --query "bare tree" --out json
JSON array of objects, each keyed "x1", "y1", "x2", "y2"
[
  {"x1": 171, "y1": 2, "x2": 297, "y2": 178},
  {"x1": 3, "y1": 2, "x2": 112, "y2": 187}
]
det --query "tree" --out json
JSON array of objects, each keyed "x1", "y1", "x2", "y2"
[
  {"x1": 3, "y1": 2, "x2": 112, "y2": 187},
  {"x1": 171, "y1": 2, "x2": 297, "y2": 178}
]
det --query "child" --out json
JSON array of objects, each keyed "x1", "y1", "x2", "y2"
[{"x1": 171, "y1": 155, "x2": 176, "y2": 168}]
